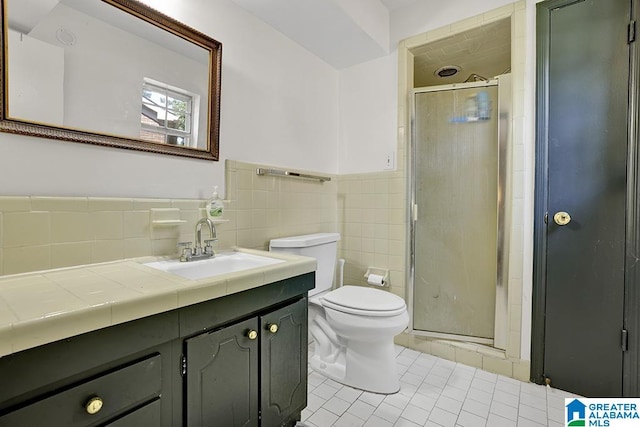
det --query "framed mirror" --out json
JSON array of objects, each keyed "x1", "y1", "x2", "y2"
[{"x1": 0, "y1": 0, "x2": 222, "y2": 160}]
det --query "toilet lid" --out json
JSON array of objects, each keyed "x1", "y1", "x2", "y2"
[{"x1": 321, "y1": 286, "x2": 407, "y2": 317}]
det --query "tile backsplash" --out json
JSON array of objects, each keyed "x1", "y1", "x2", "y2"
[
  {"x1": 0, "y1": 160, "x2": 341, "y2": 277},
  {"x1": 0, "y1": 197, "x2": 206, "y2": 275},
  {"x1": 224, "y1": 160, "x2": 339, "y2": 250}
]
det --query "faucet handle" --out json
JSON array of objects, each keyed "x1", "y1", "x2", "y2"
[
  {"x1": 204, "y1": 239, "x2": 217, "y2": 255},
  {"x1": 177, "y1": 242, "x2": 193, "y2": 262}
]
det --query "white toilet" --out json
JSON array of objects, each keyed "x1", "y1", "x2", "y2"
[{"x1": 269, "y1": 233, "x2": 409, "y2": 394}]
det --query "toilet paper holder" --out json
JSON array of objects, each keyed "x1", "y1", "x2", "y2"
[{"x1": 364, "y1": 267, "x2": 389, "y2": 287}]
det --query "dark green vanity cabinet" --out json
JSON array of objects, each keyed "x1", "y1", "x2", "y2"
[
  {"x1": 0, "y1": 272, "x2": 313, "y2": 427},
  {"x1": 185, "y1": 297, "x2": 307, "y2": 427},
  {"x1": 0, "y1": 310, "x2": 178, "y2": 427}
]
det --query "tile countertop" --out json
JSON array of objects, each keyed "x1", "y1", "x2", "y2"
[{"x1": 0, "y1": 248, "x2": 316, "y2": 358}]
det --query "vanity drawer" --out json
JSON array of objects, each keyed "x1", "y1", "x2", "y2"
[{"x1": 0, "y1": 354, "x2": 162, "y2": 427}]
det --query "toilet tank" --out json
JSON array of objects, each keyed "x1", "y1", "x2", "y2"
[{"x1": 269, "y1": 233, "x2": 340, "y2": 296}]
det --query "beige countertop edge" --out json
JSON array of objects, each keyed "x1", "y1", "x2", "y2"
[{"x1": 0, "y1": 248, "x2": 316, "y2": 358}]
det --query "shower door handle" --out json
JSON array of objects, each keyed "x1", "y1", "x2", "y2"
[{"x1": 553, "y1": 211, "x2": 571, "y2": 226}]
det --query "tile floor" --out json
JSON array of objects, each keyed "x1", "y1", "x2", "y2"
[{"x1": 301, "y1": 345, "x2": 581, "y2": 427}]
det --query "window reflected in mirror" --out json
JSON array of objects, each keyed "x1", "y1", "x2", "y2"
[
  {"x1": 0, "y1": 0, "x2": 221, "y2": 161},
  {"x1": 141, "y1": 79, "x2": 200, "y2": 148}
]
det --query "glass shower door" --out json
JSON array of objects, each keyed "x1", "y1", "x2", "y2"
[{"x1": 412, "y1": 85, "x2": 499, "y2": 340}]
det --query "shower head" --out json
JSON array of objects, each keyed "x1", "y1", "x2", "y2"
[{"x1": 464, "y1": 73, "x2": 488, "y2": 82}]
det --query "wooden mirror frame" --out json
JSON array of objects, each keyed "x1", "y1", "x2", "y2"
[{"x1": 0, "y1": 0, "x2": 222, "y2": 161}]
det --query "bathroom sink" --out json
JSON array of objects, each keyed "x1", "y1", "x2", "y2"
[{"x1": 144, "y1": 252, "x2": 285, "y2": 280}]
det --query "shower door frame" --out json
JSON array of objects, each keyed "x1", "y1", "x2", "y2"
[{"x1": 407, "y1": 77, "x2": 511, "y2": 347}]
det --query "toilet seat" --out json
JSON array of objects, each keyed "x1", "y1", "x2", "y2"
[{"x1": 320, "y1": 286, "x2": 407, "y2": 317}]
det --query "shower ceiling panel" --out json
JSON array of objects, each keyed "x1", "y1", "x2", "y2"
[{"x1": 412, "y1": 18, "x2": 511, "y2": 87}]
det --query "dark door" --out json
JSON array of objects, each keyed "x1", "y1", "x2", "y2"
[
  {"x1": 540, "y1": 0, "x2": 630, "y2": 396},
  {"x1": 185, "y1": 317, "x2": 259, "y2": 427},
  {"x1": 260, "y1": 298, "x2": 308, "y2": 427}
]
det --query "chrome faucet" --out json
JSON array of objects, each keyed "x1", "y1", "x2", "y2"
[{"x1": 177, "y1": 218, "x2": 217, "y2": 262}]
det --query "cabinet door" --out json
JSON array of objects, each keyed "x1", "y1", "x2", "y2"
[
  {"x1": 260, "y1": 298, "x2": 308, "y2": 426},
  {"x1": 185, "y1": 317, "x2": 259, "y2": 427}
]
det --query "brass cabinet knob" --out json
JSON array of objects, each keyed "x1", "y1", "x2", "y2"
[
  {"x1": 553, "y1": 211, "x2": 571, "y2": 226},
  {"x1": 267, "y1": 323, "x2": 278, "y2": 334},
  {"x1": 85, "y1": 396, "x2": 103, "y2": 415},
  {"x1": 247, "y1": 330, "x2": 258, "y2": 340}
]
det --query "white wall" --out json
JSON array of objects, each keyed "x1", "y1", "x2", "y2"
[
  {"x1": 7, "y1": 29, "x2": 64, "y2": 126},
  {"x1": 338, "y1": 54, "x2": 397, "y2": 173},
  {"x1": 337, "y1": 0, "x2": 518, "y2": 175},
  {"x1": 0, "y1": 0, "x2": 339, "y2": 199}
]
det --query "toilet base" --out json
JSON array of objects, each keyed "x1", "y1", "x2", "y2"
[{"x1": 310, "y1": 339, "x2": 400, "y2": 394}]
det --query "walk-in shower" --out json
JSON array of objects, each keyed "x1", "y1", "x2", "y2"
[{"x1": 408, "y1": 75, "x2": 512, "y2": 348}]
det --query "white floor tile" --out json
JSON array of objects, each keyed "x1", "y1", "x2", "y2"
[
  {"x1": 520, "y1": 392, "x2": 546, "y2": 410},
  {"x1": 393, "y1": 417, "x2": 422, "y2": 427},
  {"x1": 470, "y1": 377, "x2": 496, "y2": 393},
  {"x1": 308, "y1": 371, "x2": 327, "y2": 387},
  {"x1": 363, "y1": 415, "x2": 395, "y2": 427},
  {"x1": 384, "y1": 392, "x2": 411, "y2": 410},
  {"x1": 435, "y1": 395, "x2": 463, "y2": 414},
  {"x1": 490, "y1": 400, "x2": 518, "y2": 421},
  {"x1": 348, "y1": 400, "x2": 377, "y2": 421},
  {"x1": 474, "y1": 370, "x2": 498, "y2": 383},
  {"x1": 496, "y1": 378, "x2": 521, "y2": 395},
  {"x1": 306, "y1": 393, "x2": 327, "y2": 412},
  {"x1": 359, "y1": 392, "x2": 386, "y2": 407},
  {"x1": 446, "y1": 374, "x2": 473, "y2": 391},
  {"x1": 373, "y1": 402, "x2": 403, "y2": 423},
  {"x1": 397, "y1": 355, "x2": 417, "y2": 367},
  {"x1": 401, "y1": 372, "x2": 424, "y2": 386},
  {"x1": 456, "y1": 410, "x2": 488, "y2": 427},
  {"x1": 466, "y1": 387, "x2": 493, "y2": 406},
  {"x1": 304, "y1": 344, "x2": 581, "y2": 427},
  {"x1": 336, "y1": 387, "x2": 364, "y2": 404},
  {"x1": 493, "y1": 388, "x2": 520, "y2": 408},
  {"x1": 428, "y1": 407, "x2": 458, "y2": 427},
  {"x1": 461, "y1": 397, "x2": 490, "y2": 419},
  {"x1": 518, "y1": 403, "x2": 547, "y2": 424},
  {"x1": 441, "y1": 385, "x2": 468, "y2": 402},
  {"x1": 517, "y1": 416, "x2": 546, "y2": 426},
  {"x1": 424, "y1": 374, "x2": 448, "y2": 388},
  {"x1": 547, "y1": 403, "x2": 564, "y2": 424},
  {"x1": 398, "y1": 381, "x2": 419, "y2": 398},
  {"x1": 417, "y1": 382, "x2": 445, "y2": 399},
  {"x1": 307, "y1": 408, "x2": 339, "y2": 426},
  {"x1": 334, "y1": 412, "x2": 366, "y2": 427},
  {"x1": 324, "y1": 396, "x2": 351, "y2": 416},
  {"x1": 487, "y1": 413, "x2": 516, "y2": 427},
  {"x1": 401, "y1": 404, "x2": 430, "y2": 425},
  {"x1": 313, "y1": 383, "x2": 340, "y2": 399},
  {"x1": 301, "y1": 407, "x2": 313, "y2": 421},
  {"x1": 521, "y1": 382, "x2": 547, "y2": 398}
]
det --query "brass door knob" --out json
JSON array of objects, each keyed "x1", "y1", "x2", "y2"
[
  {"x1": 267, "y1": 323, "x2": 278, "y2": 334},
  {"x1": 247, "y1": 330, "x2": 258, "y2": 340},
  {"x1": 553, "y1": 211, "x2": 571, "y2": 226},
  {"x1": 85, "y1": 396, "x2": 103, "y2": 415}
]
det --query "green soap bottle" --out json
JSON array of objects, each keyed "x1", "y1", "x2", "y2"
[{"x1": 206, "y1": 186, "x2": 224, "y2": 218}]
